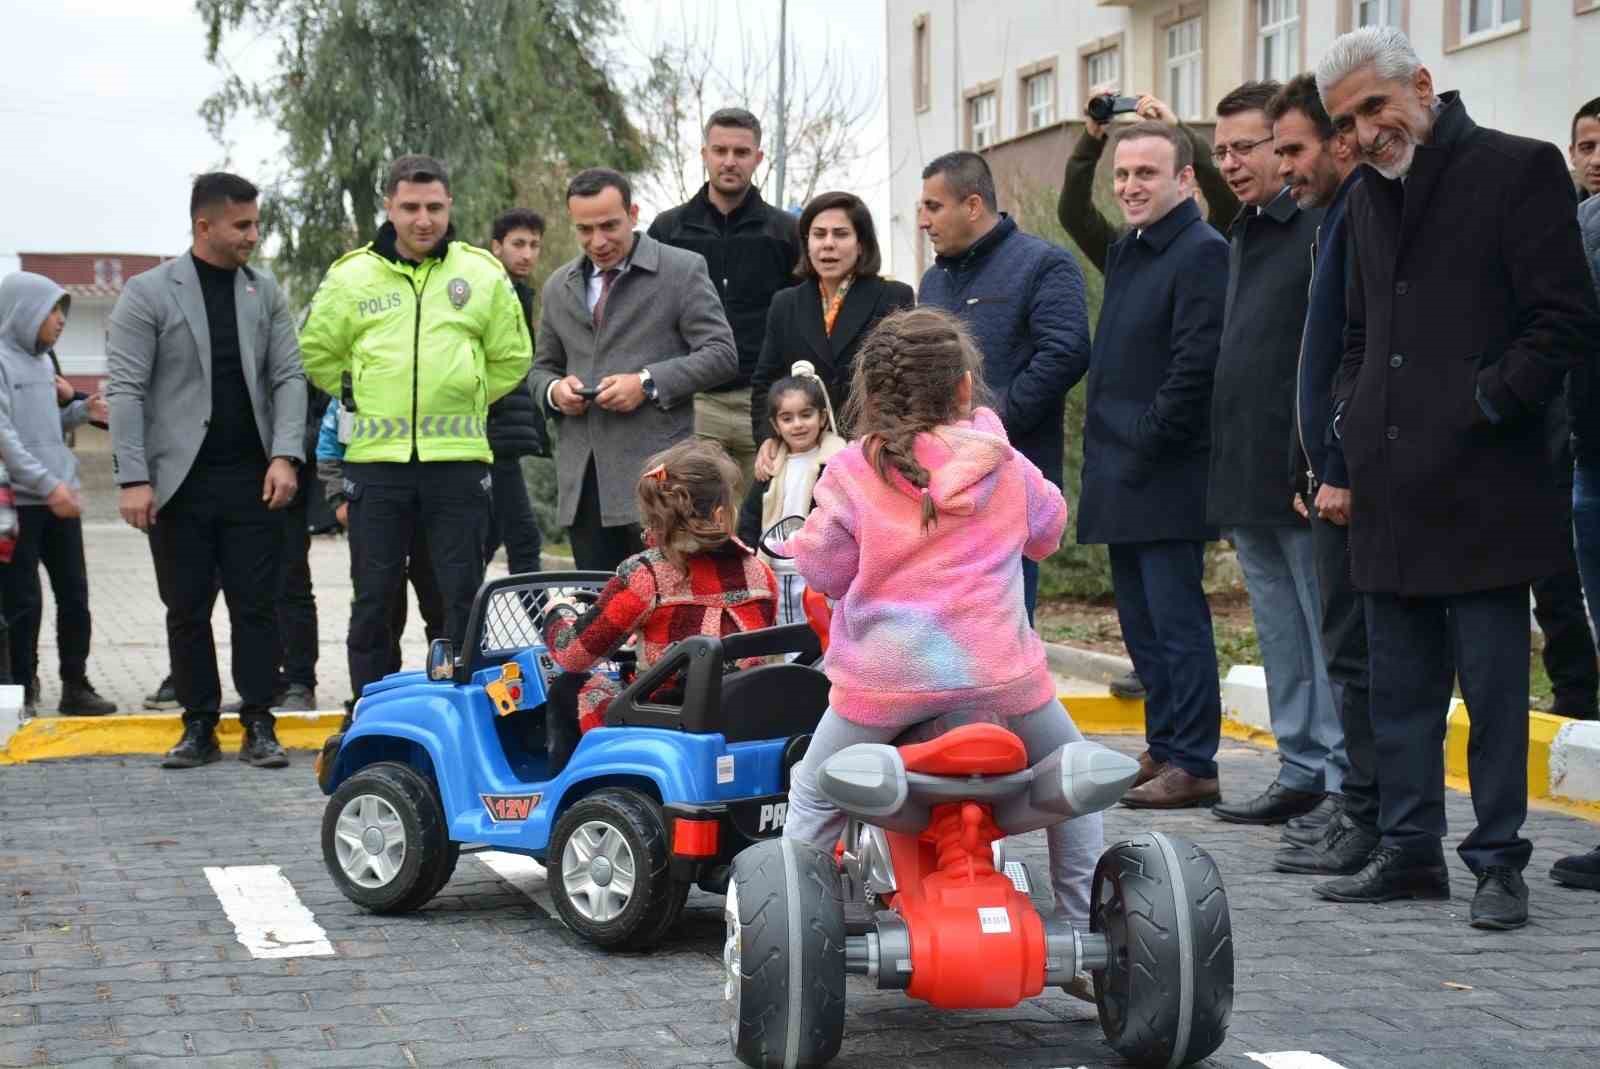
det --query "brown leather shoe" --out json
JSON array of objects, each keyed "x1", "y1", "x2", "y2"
[
  {"x1": 1134, "y1": 750, "x2": 1166, "y2": 787},
  {"x1": 1120, "y1": 765, "x2": 1221, "y2": 809}
]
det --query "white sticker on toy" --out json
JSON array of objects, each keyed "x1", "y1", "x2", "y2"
[
  {"x1": 716, "y1": 754, "x2": 735, "y2": 784},
  {"x1": 978, "y1": 907, "x2": 1011, "y2": 934}
]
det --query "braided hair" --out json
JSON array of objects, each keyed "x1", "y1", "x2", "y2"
[
  {"x1": 842, "y1": 307, "x2": 990, "y2": 532},
  {"x1": 635, "y1": 439, "x2": 741, "y2": 570}
]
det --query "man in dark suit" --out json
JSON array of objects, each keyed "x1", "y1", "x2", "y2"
[
  {"x1": 1070, "y1": 122, "x2": 1229, "y2": 810},
  {"x1": 1314, "y1": 28, "x2": 1600, "y2": 929},
  {"x1": 106, "y1": 172, "x2": 307, "y2": 770}
]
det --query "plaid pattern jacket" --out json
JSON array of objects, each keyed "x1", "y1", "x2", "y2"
[{"x1": 543, "y1": 542, "x2": 777, "y2": 731}]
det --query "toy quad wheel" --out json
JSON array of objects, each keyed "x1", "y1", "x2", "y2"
[
  {"x1": 548, "y1": 788, "x2": 689, "y2": 949},
  {"x1": 1092, "y1": 831, "x2": 1233, "y2": 1068},
  {"x1": 724, "y1": 838, "x2": 845, "y2": 1069},
  {"x1": 323, "y1": 762, "x2": 460, "y2": 913}
]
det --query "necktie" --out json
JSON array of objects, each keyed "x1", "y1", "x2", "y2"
[{"x1": 593, "y1": 268, "x2": 620, "y2": 329}]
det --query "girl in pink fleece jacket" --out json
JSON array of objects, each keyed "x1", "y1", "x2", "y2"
[{"x1": 782, "y1": 307, "x2": 1103, "y2": 939}]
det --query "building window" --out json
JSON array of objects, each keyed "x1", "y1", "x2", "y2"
[
  {"x1": 1356, "y1": 0, "x2": 1400, "y2": 25},
  {"x1": 1023, "y1": 69, "x2": 1056, "y2": 131},
  {"x1": 969, "y1": 91, "x2": 997, "y2": 149},
  {"x1": 1165, "y1": 17, "x2": 1203, "y2": 121},
  {"x1": 1257, "y1": 0, "x2": 1299, "y2": 82},
  {"x1": 913, "y1": 14, "x2": 930, "y2": 113},
  {"x1": 1463, "y1": 0, "x2": 1522, "y2": 37},
  {"x1": 1085, "y1": 46, "x2": 1121, "y2": 93}
]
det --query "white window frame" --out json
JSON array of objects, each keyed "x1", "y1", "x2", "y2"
[
  {"x1": 1355, "y1": 0, "x2": 1400, "y2": 26},
  {"x1": 1256, "y1": 0, "x2": 1300, "y2": 83},
  {"x1": 969, "y1": 91, "x2": 997, "y2": 149},
  {"x1": 1165, "y1": 17, "x2": 1203, "y2": 122},
  {"x1": 1086, "y1": 47, "x2": 1120, "y2": 94},
  {"x1": 1462, "y1": 0, "x2": 1522, "y2": 39},
  {"x1": 1024, "y1": 70, "x2": 1055, "y2": 131}
]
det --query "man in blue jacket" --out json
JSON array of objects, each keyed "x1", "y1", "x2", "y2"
[
  {"x1": 1070, "y1": 123, "x2": 1229, "y2": 810},
  {"x1": 916, "y1": 150, "x2": 1089, "y2": 619}
]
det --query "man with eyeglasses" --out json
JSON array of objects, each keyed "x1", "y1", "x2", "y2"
[{"x1": 1191, "y1": 82, "x2": 1345, "y2": 828}]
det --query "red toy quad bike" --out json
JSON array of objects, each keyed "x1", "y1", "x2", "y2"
[{"x1": 722, "y1": 521, "x2": 1234, "y2": 1069}]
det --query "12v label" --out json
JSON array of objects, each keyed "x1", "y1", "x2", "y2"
[{"x1": 480, "y1": 793, "x2": 541, "y2": 822}]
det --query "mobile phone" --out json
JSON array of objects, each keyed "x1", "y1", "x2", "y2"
[{"x1": 574, "y1": 385, "x2": 601, "y2": 400}]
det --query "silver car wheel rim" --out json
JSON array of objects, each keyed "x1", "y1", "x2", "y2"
[
  {"x1": 333, "y1": 793, "x2": 407, "y2": 889},
  {"x1": 561, "y1": 820, "x2": 636, "y2": 923},
  {"x1": 723, "y1": 880, "x2": 742, "y2": 1041}
]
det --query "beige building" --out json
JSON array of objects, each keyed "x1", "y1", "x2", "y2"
[{"x1": 885, "y1": 0, "x2": 1600, "y2": 278}]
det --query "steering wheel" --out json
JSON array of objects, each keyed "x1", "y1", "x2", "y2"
[{"x1": 761, "y1": 515, "x2": 806, "y2": 562}]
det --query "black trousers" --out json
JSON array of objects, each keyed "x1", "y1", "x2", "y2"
[
  {"x1": 1310, "y1": 513, "x2": 1378, "y2": 833},
  {"x1": 149, "y1": 465, "x2": 283, "y2": 728},
  {"x1": 1366, "y1": 584, "x2": 1533, "y2": 872},
  {"x1": 4, "y1": 506, "x2": 91, "y2": 691},
  {"x1": 383, "y1": 525, "x2": 446, "y2": 678},
  {"x1": 346, "y1": 460, "x2": 489, "y2": 700},
  {"x1": 567, "y1": 459, "x2": 642, "y2": 573},
  {"x1": 1531, "y1": 567, "x2": 1600, "y2": 718},
  {"x1": 276, "y1": 485, "x2": 318, "y2": 690},
  {"x1": 1107, "y1": 541, "x2": 1222, "y2": 780},
  {"x1": 486, "y1": 454, "x2": 542, "y2": 573}
]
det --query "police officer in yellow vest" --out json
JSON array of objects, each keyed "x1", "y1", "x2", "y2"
[{"x1": 300, "y1": 154, "x2": 531, "y2": 703}]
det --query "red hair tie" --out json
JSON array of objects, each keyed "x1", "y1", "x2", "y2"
[{"x1": 643, "y1": 463, "x2": 668, "y2": 483}]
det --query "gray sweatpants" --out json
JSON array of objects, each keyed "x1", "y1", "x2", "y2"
[{"x1": 783, "y1": 699, "x2": 1105, "y2": 929}]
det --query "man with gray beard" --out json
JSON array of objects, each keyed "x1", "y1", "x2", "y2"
[{"x1": 1313, "y1": 28, "x2": 1600, "y2": 929}]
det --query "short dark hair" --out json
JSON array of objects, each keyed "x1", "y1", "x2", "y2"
[
  {"x1": 706, "y1": 107, "x2": 763, "y2": 145},
  {"x1": 1266, "y1": 74, "x2": 1336, "y2": 141},
  {"x1": 1574, "y1": 96, "x2": 1600, "y2": 146},
  {"x1": 795, "y1": 191, "x2": 881, "y2": 280},
  {"x1": 1113, "y1": 121, "x2": 1194, "y2": 173},
  {"x1": 1217, "y1": 80, "x2": 1282, "y2": 118},
  {"x1": 566, "y1": 167, "x2": 632, "y2": 208},
  {"x1": 921, "y1": 151, "x2": 997, "y2": 213},
  {"x1": 492, "y1": 208, "x2": 546, "y2": 243},
  {"x1": 386, "y1": 154, "x2": 450, "y2": 196},
  {"x1": 190, "y1": 172, "x2": 258, "y2": 220}
]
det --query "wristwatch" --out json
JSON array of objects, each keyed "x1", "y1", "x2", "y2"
[{"x1": 638, "y1": 368, "x2": 658, "y2": 402}]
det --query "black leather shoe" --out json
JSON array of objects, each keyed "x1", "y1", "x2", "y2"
[
  {"x1": 1313, "y1": 843, "x2": 1450, "y2": 903},
  {"x1": 60, "y1": 680, "x2": 116, "y2": 717},
  {"x1": 162, "y1": 722, "x2": 222, "y2": 769},
  {"x1": 1212, "y1": 781, "x2": 1324, "y2": 825},
  {"x1": 240, "y1": 720, "x2": 290, "y2": 769},
  {"x1": 1284, "y1": 793, "x2": 1342, "y2": 834},
  {"x1": 1550, "y1": 846, "x2": 1600, "y2": 890},
  {"x1": 1109, "y1": 670, "x2": 1147, "y2": 700},
  {"x1": 1470, "y1": 866, "x2": 1529, "y2": 930},
  {"x1": 1273, "y1": 814, "x2": 1379, "y2": 875}
]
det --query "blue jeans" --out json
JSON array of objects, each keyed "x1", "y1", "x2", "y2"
[{"x1": 1229, "y1": 525, "x2": 1345, "y2": 794}]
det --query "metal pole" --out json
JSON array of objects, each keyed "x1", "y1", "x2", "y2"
[{"x1": 773, "y1": 0, "x2": 788, "y2": 210}]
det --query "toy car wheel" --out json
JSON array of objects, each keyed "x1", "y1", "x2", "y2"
[
  {"x1": 724, "y1": 838, "x2": 845, "y2": 1069},
  {"x1": 322, "y1": 762, "x2": 460, "y2": 914},
  {"x1": 548, "y1": 788, "x2": 688, "y2": 949},
  {"x1": 1091, "y1": 831, "x2": 1232, "y2": 1068}
]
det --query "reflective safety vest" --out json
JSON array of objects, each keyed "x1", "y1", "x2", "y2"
[{"x1": 299, "y1": 234, "x2": 531, "y2": 464}]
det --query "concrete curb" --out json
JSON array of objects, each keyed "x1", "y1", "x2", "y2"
[
  {"x1": 0, "y1": 711, "x2": 344, "y2": 764},
  {"x1": 1044, "y1": 642, "x2": 1136, "y2": 686}
]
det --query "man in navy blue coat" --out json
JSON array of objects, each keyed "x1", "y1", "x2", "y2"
[
  {"x1": 916, "y1": 150, "x2": 1089, "y2": 619},
  {"x1": 1070, "y1": 123, "x2": 1229, "y2": 810}
]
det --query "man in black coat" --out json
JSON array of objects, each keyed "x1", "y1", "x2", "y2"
[
  {"x1": 1205, "y1": 81, "x2": 1343, "y2": 830},
  {"x1": 1070, "y1": 122, "x2": 1229, "y2": 810},
  {"x1": 487, "y1": 208, "x2": 552, "y2": 574},
  {"x1": 1314, "y1": 28, "x2": 1600, "y2": 929}
]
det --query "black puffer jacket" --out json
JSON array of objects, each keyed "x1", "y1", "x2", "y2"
[
  {"x1": 647, "y1": 183, "x2": 800, "y2": 391},
  {"x1": 487, "y1": 280, "x2": 551, "y2": 459}
]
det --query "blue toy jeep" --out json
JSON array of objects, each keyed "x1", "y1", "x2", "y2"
[{"x1": 315, "y1": 571, "x2": 828, "y2": 949}]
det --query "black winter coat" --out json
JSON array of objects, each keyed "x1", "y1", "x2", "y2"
[
  {"x1": 747, "y1": 276, "x2": 915, "y2": 444},
  {"x1": 486, "y1": 280, "x2": 550, "y2": 459},
  {"x1": 1208, "y1": 189, "x2": 1324, "y2": 527},
  {"x1": 647, "y1": 184, "x2": 800, "y2": 391},
  {"x1": 1335, "y1": 93, "x2": 1600, "y2": 596},
  {"x1": 1075, "y1": 198, "x2": 1229, "y2": 545}
]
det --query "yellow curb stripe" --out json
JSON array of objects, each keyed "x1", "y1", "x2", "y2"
[{"x1": 0, "y1": 713, "x2": 344, "y2": 764}]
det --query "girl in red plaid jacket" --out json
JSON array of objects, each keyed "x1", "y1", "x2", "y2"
[{"x1": 541, "y1": 440, "x2": 778, "y2": 772}]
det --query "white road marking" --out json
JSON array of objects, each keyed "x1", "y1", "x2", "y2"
[
  {"x1": 476, "y1": 850, "x2": 557, "y2": 916},
  {"x1": 202, "y1": 865, "x2": 335, "y2": 959},
  {"x1": 1246, "y1": 1054, "x2": 1352, "y2": 1069}
]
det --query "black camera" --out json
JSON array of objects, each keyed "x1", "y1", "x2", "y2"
[{"x1": 1086, "y1": 94, "x2": 1140, "y2": 124}]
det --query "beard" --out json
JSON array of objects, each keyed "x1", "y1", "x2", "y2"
[{"x1": 1368, "y1": 132, "x2": 1419, "y2": 181}]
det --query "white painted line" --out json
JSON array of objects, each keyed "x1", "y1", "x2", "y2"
[
  {"x1": 203, "y1": 865, "x2": 335, "y2": 959},
  {"x1": 1246, "y1": 1054, "x2": 1352, "y2": 1069},
  {"x1": 476, "y1": 850, "x2": 557, "y2": 916}
]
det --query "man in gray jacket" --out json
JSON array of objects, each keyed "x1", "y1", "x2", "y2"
[
  {"x1": 531, "y1": 168, "x2": 737, "y2": 570},
  {"x1": 106, "y1": 172, "x2": 306, "y2": 770},
  {"x1": 0, "y1": 273, "x2": 115, "y2": 718}
]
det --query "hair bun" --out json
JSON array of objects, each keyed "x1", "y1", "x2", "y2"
[{"x1": 789, "y1": 359, "x2": 818, "y2": 379}]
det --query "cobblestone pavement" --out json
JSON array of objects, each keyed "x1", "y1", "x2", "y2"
[{"x1": 2, "y1": 736, "x2": 1598, "y2": 1069}]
